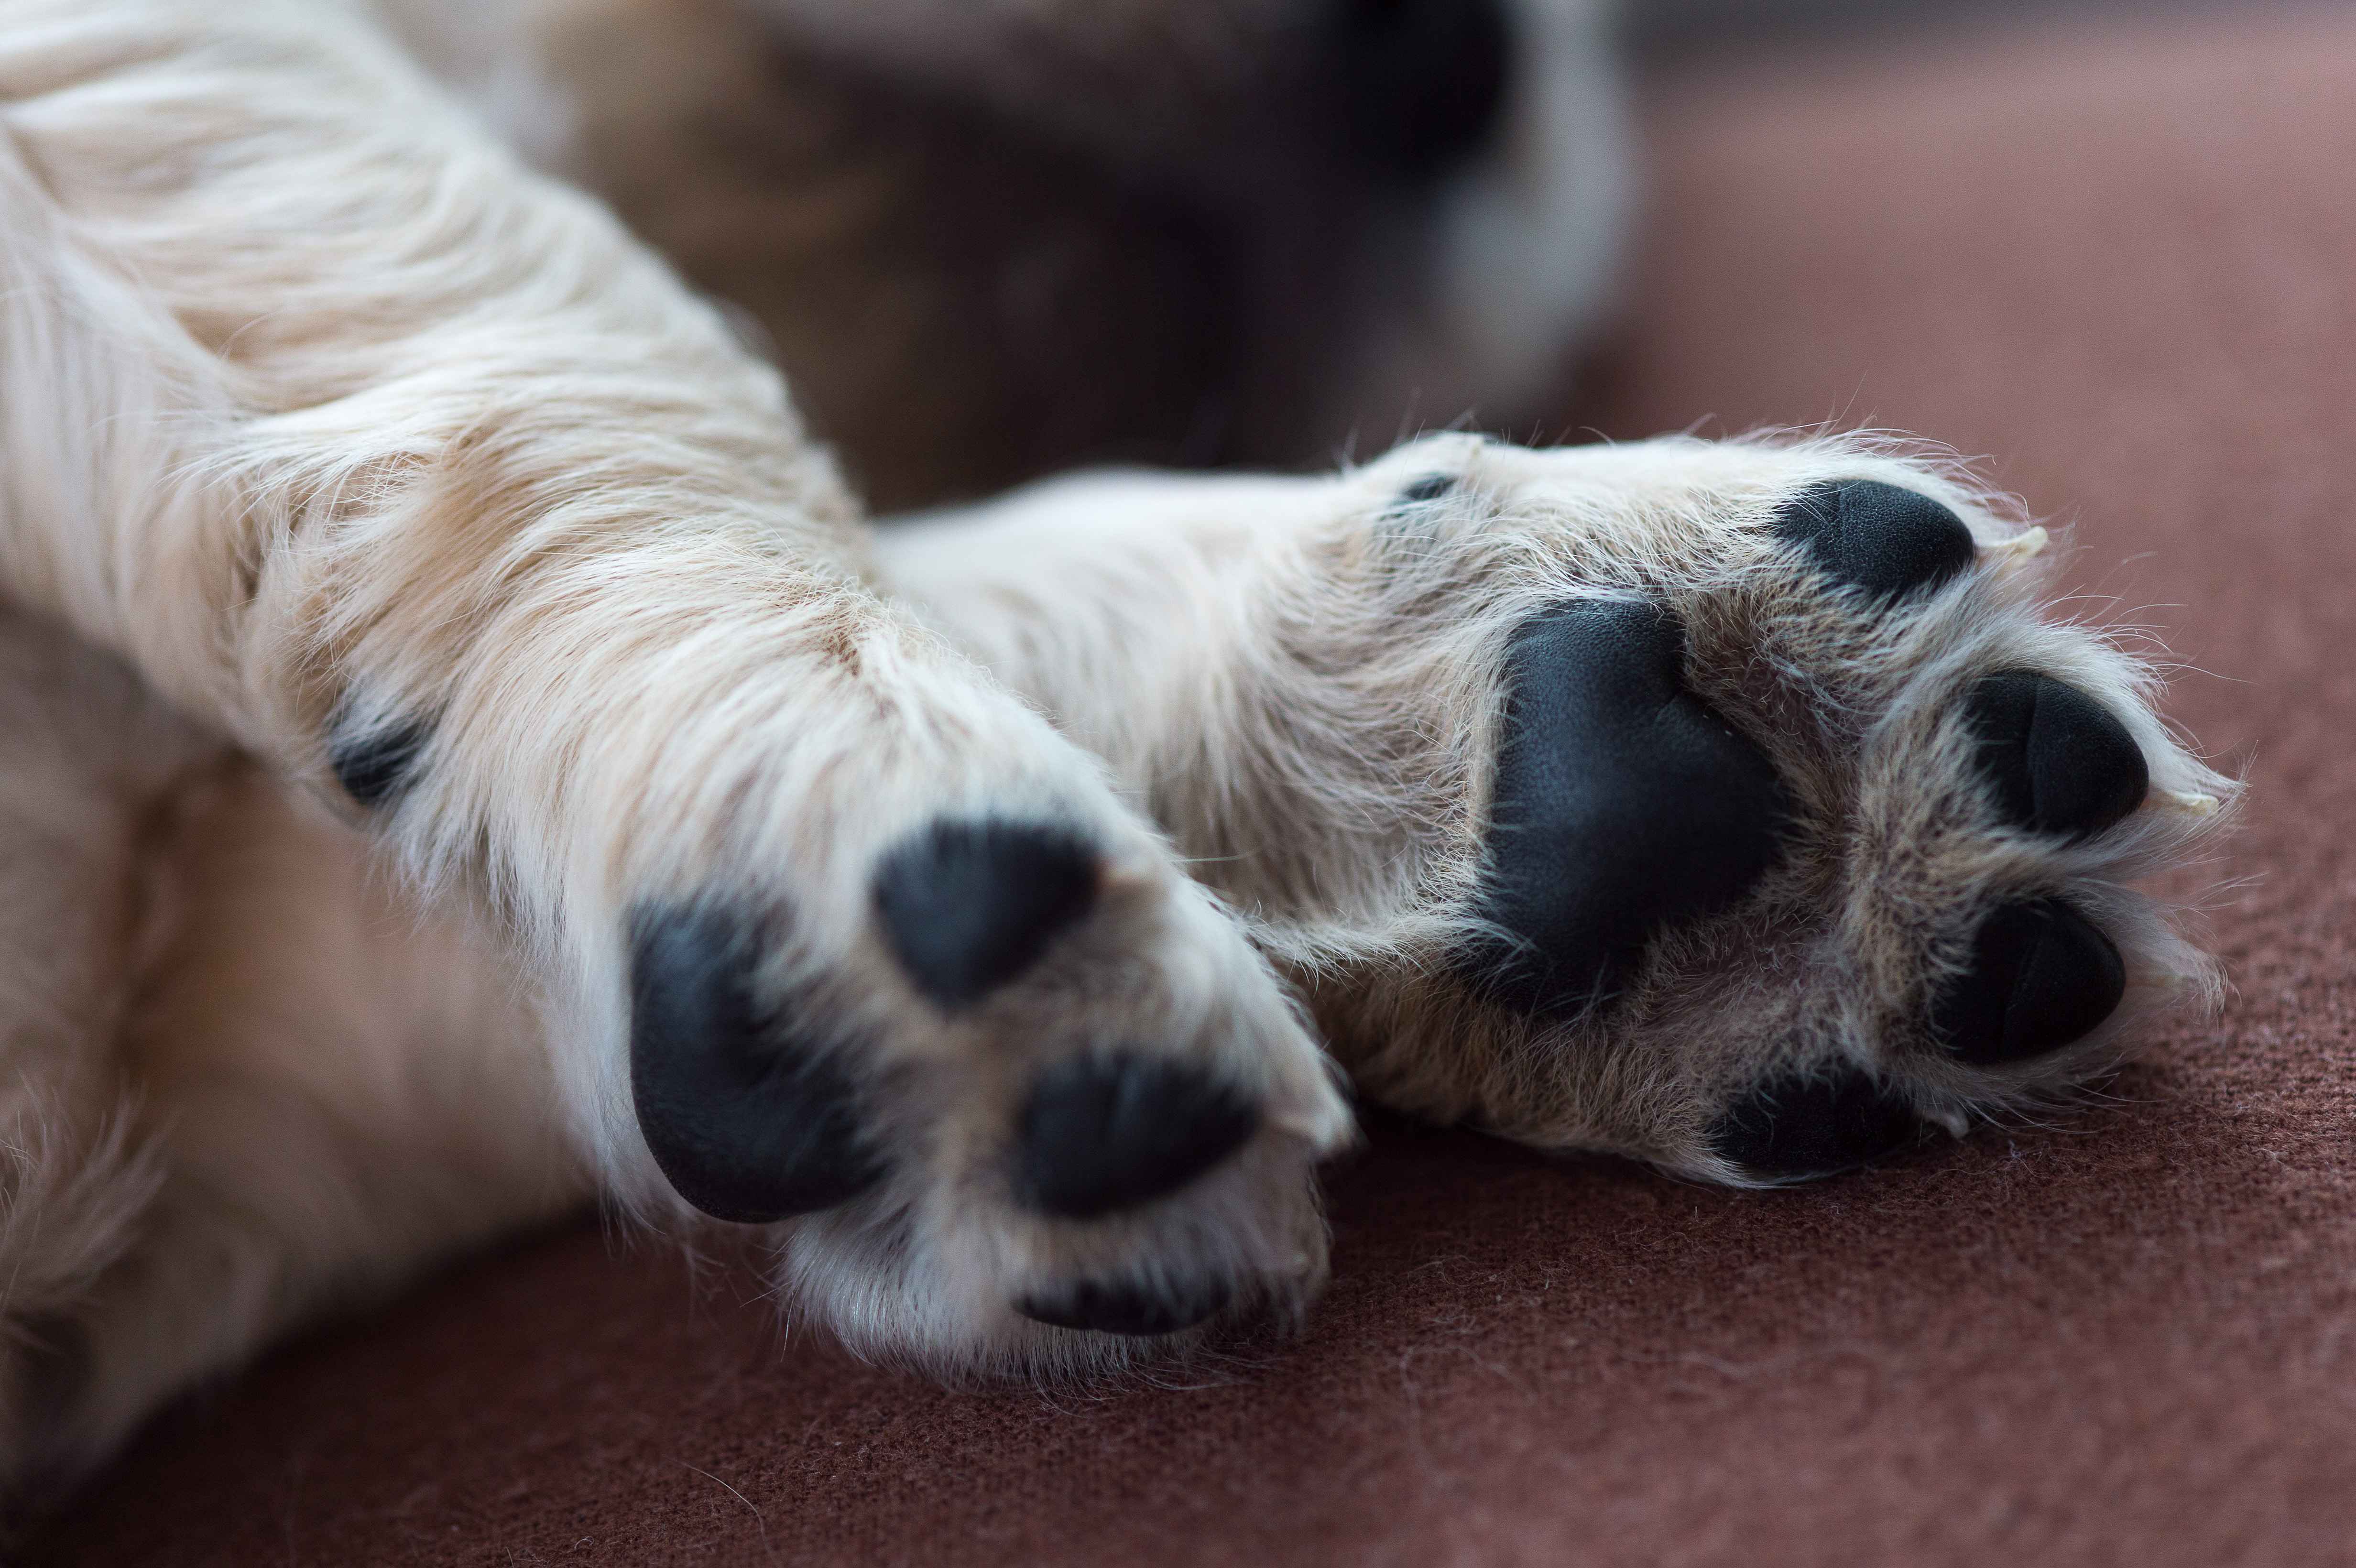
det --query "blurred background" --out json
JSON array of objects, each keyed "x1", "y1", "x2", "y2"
[{"x1": 1625, "y1": 0, "x2": 2253, "y2": 55}]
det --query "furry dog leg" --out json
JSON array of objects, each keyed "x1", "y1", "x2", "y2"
[
  {"x1": 22, "y1": 750, "x2": 579, "y2": 1489},
  {"x1": 0, "y1": 611, "x2": 218, "y2": 1485},
  {"x1": 881, "y1": 434, "x2": 2235, "y2": 1175},
  {"x1": 0, "y1": 0, "x2": 1347, "y2": 1490}
]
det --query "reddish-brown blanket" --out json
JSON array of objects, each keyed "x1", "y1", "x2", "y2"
[{"x1": 32, "y1": 10, "x2": 2356, "y2": 1564}]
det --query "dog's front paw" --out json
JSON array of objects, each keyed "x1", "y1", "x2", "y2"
[
  {"x1": 884, "y1": 435, "x2": 2234, "y2": 1182},
  {"x1": 331, "y1": 601, "x2": 1349, "y2": 1373},
  {"x1": 621, "y1": 801, "x2": 1349, "y2": 1366}
]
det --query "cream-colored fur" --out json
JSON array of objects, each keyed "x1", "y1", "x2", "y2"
[
  {"x1": 0, "y1": 0, "x2": 2229, "y2": 1516},
  {"x1": 0, "y1": 0, "x2": 1350, "y2": 1495}
]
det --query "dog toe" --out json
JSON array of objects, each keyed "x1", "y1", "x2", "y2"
[
  {"x1": 1775, "y1": 479, "x2": 1977, "y2": 600},
  {"x1": 1961, "y1": 672, "x2": 2150, "y2": 838},
  {"x1": 873, "y1": 817, "x2": 1102, "y2": 1008},
  {"x1": 626, "y1": 903, "x2": 886, "y2": 1223},
  {"x1": 1016, "y1": 1053, "x2": 1262, "y2": 1220},
  {"x1": 1929, "y1": 898, "x2": 2127, "y2": 1066},
  {"x1": 1016, "y1": 1274, "x2": 1235, "y2": 1337},
  {"x1": 1710, "y1": 1068, "x2": 1924, "y2": 1180}
]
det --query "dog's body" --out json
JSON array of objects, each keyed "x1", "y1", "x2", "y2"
[
  {"x1": 377, "y1": 0, "x2": 1627, "y2": 507},
  {"x1": 0, "y1": 0, "x2": 2229, "y2": 1507}
]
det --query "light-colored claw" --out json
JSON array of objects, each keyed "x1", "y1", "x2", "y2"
[
  {"x1": 2155, "y1": 787, "x2": 2222, "y2": 818},
  {"x1": 1983, "y1": 525, "x2": 2049, "y2": 565}
]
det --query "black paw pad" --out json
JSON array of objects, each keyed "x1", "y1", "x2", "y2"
[
  {"x1": 873, "y1": 819, "x2": 1102, "y2": 1009},
  {"x1": 1774, "y1": 479, "x2": 1976, "y2": 601},
  {"x1": 1017, "y1": 1054, "x2": 1260, "y2": 1220},
  {"x1": 1961, "y1": 672, "x2": 2149, "y2": 838},
  {"x1": 1395, "y1": 473, "x2": 1458, "y2": 508},
  {"x1": 327, "y1": 706, "x2": 431, "y2": 808},
  {"x1": 1469, "y1": 599, "x2": 1790, "y2": 1016},
  {"x1": 1711, "y1": 1070, "x2": 1922, "y2": 1179},
  {"x1": 627, "y1": 904, "x2": 885, "y2": 1223},
  {"x1": 1016, "y1": 1275, "x2": 1233, "y2": 1337},
  {"x1": 1929, "y1": 898, "x2": 2126, "y2": 1066}
]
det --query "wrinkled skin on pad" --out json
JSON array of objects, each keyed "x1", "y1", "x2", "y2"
[
  {"x1": 1471, "y1": 599, "x2": 1789, "y2": 1017},
  {"x1": 1773, "y1": 478, "x2": 1977, "y2": 602},
  {"x1": 1962, "y1": 672, "x2": 2151, "y2": 840},
  {"x1": 1929, "y1": 899, "x2": 2128, "y2": 1068}
]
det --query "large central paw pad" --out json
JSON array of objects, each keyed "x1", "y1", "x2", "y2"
[{"x1": 1472, "y1": 599, "x2": 1789, "y2": 1016}]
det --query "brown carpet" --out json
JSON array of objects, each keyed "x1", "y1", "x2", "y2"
[{"x1": 31, "y1": 8, "x2": 2356, "y2": 1564}]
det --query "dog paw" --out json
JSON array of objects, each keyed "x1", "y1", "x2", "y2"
[
  {"x1": 330, "y1": 603, "x2": 1350, "y2": 1373},
  {"x1": 624, "y1": 787, "x2": 1351, "y2": 1366},
  {"x1": 1276, "y1": 437, "x2": 2233, "y2": 1180},
  {"x1": 636, "y1": 864, "x2": 1342, "y2": 1369},
  {"x1": 884, "y1": 434, "x2": 2234, "y2": 1185}
]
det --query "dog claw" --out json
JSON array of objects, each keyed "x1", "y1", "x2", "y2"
[
  {"x1": 1985, "y1": 525, "x2": 2049, "y2": 565},
  {"x1": 2155, "y1": 787, "x2": 2221, "y2": 817}
]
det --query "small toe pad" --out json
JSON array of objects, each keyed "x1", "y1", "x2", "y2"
[
  {"x1": 628, "y1": 904, "x2": 886, "y2": 1224},
  {"x1": 327, "y1": 705, "x2": 431, "y2": 809},
  {"x1": 1711, "y1": 1069, "x2": 1922, "y2": 1179},
  {"x1": 1017, "y1": 1054, "x2": 1260, "y2": 1220},
  {"x1": 874, "y1": 818, "x2": 1101, "y2": 1009},
  {"x1": 1962, "y1": 672, "x2": 2149, "y2": 838},
  {"x1": 1775, "y1": 479, "x2": 1975, "y2": 600},
  {"x1": 1929, "y1": 898, "x2": 2126, "y2": 1066},
  {"x1": 1017, "y1": 1275, "x2": 1233, "y2": 1337},
  {"x1": 1470, "y1": 599, "x2": 1790, "y2": 1016}
]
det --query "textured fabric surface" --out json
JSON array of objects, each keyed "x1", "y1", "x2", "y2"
[{"x1": 32, "y1": 10, "x2": 2356, "y2": 1564}]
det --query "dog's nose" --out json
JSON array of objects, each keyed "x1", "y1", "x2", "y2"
[{"x1": 1335, "y1": 0, "x2": 1514, "y2": 181}]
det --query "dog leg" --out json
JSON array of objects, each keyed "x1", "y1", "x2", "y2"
[
  {"x1": 0, "y1": 610, "x2": 219, "y2": 1487},
  {"x1": 880, "y1": 434, "x2": 2235, "y2": 1176},
  {"x1": 20, "y1": 754, "x2": 581, "y2": 1491},
  {"x1": 0, "y1": 0, "x2": 1348, "y2": 1485}
]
